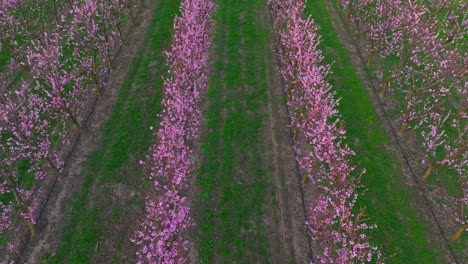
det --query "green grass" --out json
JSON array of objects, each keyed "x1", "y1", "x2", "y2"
[
  {"x1": 304, "y1": 1, "x2": 448, "y2": 263},
  {"x1": 0, "y1": 48, "x2": 11, "y2": 71},
  {"x1": 195, "y1": 0, "x2": 273, "y2": 262},
  {"x1": 44, "y1": 1, "x2": 182, "y2": 263}
]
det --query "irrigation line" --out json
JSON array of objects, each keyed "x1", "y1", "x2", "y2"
[
  {"x1": 13, "y1": 3, "x2": 146, "y2": 262},
  {"x1": 329, "y1": 2, "x2": 461, "y2": 263},
  {"x1": 267, "y1": 6, "x2": 315, "y2": 263},
  {"x1": 5, "y1": 71, "x2": 24, "y2": 91}
]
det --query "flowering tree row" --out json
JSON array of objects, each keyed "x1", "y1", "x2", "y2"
[
  {"x1": 1, "y1": 0, "x2": 141, "y2": 92},
  {"x1": 269, "y1": 0, "x2": 382, "y2": 263},
  {"x1": 0, "y1": 0, "x2": 140, "y2": 257},
  {"x1": 340, "y1": 0, "x2": 467, "y2": 240},
  {"x1": 130, "y1": 0, "x2": 214, "y2": 263}
]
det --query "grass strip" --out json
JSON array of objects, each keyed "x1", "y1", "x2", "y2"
[{"x1": 195, "y1": 0, "x2": 273, "y2": 262}]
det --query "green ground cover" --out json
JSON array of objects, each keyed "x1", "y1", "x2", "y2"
[
  {"x1": 0, "y1": 48, "x2": 10, "y2": 71},
  {"x1": 195, "y1": 0, "x2": 274, "y2": 262}
]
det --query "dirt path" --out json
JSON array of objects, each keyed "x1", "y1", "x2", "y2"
[
  {"x1": 262, "y1": 5, "x2": 313, "y2": 263},
  {"x1": 19, "y1": 2, "x2": 157, "y2": 263},
  {"x1": 322, "y1": 1, "x2": 464, "y2": 263}
]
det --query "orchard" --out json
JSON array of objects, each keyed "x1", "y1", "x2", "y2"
[{"x1": 0, "y1": 0, "x2": 466, "y2": 263}]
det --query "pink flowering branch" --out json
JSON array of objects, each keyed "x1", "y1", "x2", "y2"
[{"x1": 25, "y1": 32, "x2": 86, "y2": 133}]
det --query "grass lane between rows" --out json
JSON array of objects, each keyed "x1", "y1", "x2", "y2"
[{"x1": 195, "y1": 0, "x2": 274, "y2": 262}]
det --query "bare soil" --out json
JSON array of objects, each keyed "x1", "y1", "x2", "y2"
[
  {"x1": 262, "y1": 5, "x2": 314, "y2": 263},
  {"x1": 323, "y1": 1, "x2": 466, "y2": 263}
]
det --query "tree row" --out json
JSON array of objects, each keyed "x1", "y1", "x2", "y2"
[
  {"x1": 341, "y1": 0, "x2": 466, "y2": 240},
  {"x1": 0, "y1": 0, "x2": 141, "y2": 260},
  {"x1": 269, "y1": 0, "x2": 382, "y2": 262},
  {"x1": 130, "y1": 0, "x2": 214, "y2": 263}
]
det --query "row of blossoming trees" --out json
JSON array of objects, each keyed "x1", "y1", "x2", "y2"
[
  {"x1": 130, "y1": 0, "x2": 214, "y2": 263},
  {"x1": 269, "y1": 0, "x2": 382, "y2": 263},
  {"x1": 0, "y1": 0, "x2": 140, "y2": 258},
  {"x1": 340, "y1": 0, "x2": 467, "y2": 240}
]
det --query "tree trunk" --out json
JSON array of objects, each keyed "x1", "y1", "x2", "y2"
[
  {"x1": 4, "y1": 176, "x2": 37, "y2": 236},
  {"x1": 366, "y1": 50, "x2": 375, "y2": 67},
  {"x1": 398, "y1": 90, "x2": 416, "y2": 136},
  {"x1": 64, "y1": 106, "x2": 82, "y2": 133},
  {"x1": 450, "y1": 223, "x2": 468, "y2": 241},
  {"x1": 293, "y1": 126, "x2": 299, "y2": 141},
  {"x1": 95, "y1": 78, "x2": 103, "y2": 97},
  {"x1": 27, "y1": 219, "x2": 37, "y2": 236},
  {"x1": 422, "y1": 163, "x2": 439, "y2": 180},
  {"x1": 423, "y1": 146, "x2": 467, "y2": 179},
  {"x1": 458, "y1": 176, "x2": 465, "y2": 221},
  {"x1": 129, "y1": 8, "x2": 137, "y2": 25},
  {"x1": 92, "y1": 53, "x2": 103, "y2": 97},
  {"x1": 398, "y1": 120, "x2": 407, "y2": 136},
  {"x1": 46, "y1": 158, "x2": 62, "y2": 177},
  {"x1": 106, "y1": 49, "x2": 113, "y2": 68},
  {"x1": 52, "y1": 0, "x2": 58, "y2": 21},
  {"x1": 379, "y1": 80, "x2": 389, "y2": 97},
  {"x1": 301, "y1": 172, "x2": 308, "y2": 184}
]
